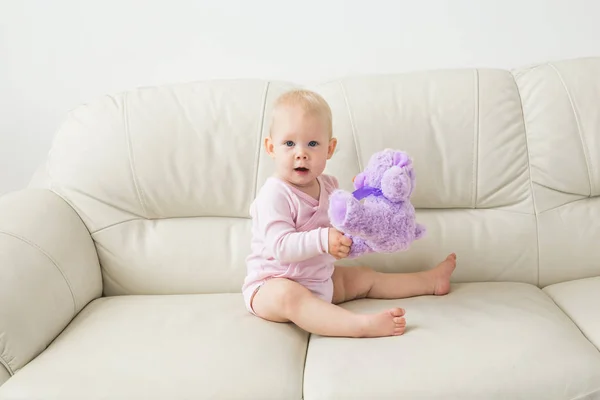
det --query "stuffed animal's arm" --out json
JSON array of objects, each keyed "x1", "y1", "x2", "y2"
[
  {"x1": 347, "y1": 236, "x2": 374, "y2": 258},
  {"x1": 328, "y1": 190, "x2": 369, "y2": 237}
]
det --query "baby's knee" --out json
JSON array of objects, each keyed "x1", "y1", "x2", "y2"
[
  {"x1": 270, "y1": 279, "x2": 310, "y2": 314},
  {"x1": 355, "y1": 265, "x2": 376, "y2": 278},
  {"x1": 353, "y1": 266, "x2": 378, "y2": 293}
]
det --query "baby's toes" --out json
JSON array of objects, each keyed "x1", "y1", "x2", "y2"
[
  {"x1": 393, "y1": 316, "x2": 406, "y2": 336},
  {"x1": 388, "y1": 308, "x2": 405, "y2": 318},
  {"x1": 393, "y1": 324, "x2": 406, "y2": 336}
]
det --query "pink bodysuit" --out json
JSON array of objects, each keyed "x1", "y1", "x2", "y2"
[{"x1": 242, "y1": 174, "x2": 339, "y2": 314}]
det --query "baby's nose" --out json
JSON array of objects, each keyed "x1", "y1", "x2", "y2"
[{"x1": 295, "y1": 151, "x2": 308, "y2": 159}]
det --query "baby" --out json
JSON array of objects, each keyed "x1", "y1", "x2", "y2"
[{"x1": 242, "y1": 89, "x2": 457, "y2": 338}]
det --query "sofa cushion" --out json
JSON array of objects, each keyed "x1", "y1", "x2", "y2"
[
  {"x1": 544, "y1": 276, "x2": 600, "y2": 350},
  {"x1": 513, "y1": 57, "x2": 600, "y2": 287},
  {"x1": 0, "y1": 294, "x2": 308, "y2": 400},
  {"x1": 303, "y1": 282, "x2": 600, "y2": 400}
]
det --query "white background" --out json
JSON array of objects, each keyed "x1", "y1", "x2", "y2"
[{"x1": 1, "y1": 0, "x2": 599, "y2": 195}]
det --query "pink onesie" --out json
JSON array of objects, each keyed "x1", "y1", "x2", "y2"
[{"x1": 242, "y1": 174, "x2": 339, "y2": 314}]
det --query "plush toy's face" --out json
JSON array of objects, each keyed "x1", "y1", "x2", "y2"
[{"x1": 353, "y1": 149, "x2": 415, "y2": 202}]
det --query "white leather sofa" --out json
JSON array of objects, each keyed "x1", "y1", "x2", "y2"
[{"x1": 1, "y1": 56, "x2": 600, "y2": 399}]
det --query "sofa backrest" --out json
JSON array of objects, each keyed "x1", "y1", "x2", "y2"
[{"x1": 40, "y1": 57, "x2": 600, "y2": 295}]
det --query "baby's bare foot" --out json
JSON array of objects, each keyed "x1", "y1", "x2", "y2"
[
  {"x1": 432, "y1": 253, "x2": 457, "y2": 295},
  {"x1": 358, "y1": 308, "x2": 406, "y2": 338}
]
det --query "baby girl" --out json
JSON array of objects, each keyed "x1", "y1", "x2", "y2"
[{"x1": 242, "y1": 89, "x2": 456, "y2": 338}]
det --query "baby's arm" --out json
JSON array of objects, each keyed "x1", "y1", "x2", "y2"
[{"x1": 254, "y1": 188, "x2": 329, "y2": 263}]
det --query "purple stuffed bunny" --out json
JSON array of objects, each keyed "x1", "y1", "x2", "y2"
[{"x1": 328, "y1": 148, "x2": 426, "y2": 258}]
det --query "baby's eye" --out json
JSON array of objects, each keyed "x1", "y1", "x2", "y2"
[
  {"x1": 285, "y1": 141, "x2": 294, "y2": 147},
  {"x1": 308, "y1": 141, "x2": 318, "y2": 147}
]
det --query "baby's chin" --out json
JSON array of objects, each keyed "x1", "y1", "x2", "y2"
[{"x1": 283, "y1": 170, "x2": 317, "y2": 187}]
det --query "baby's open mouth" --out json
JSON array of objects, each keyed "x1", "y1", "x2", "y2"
[{"x1": 294, "y1": 167, "x2": 309, "y2": 172}]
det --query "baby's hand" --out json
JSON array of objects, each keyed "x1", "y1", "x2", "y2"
[{"x1": 328, "y1": 228, "x2": 352, "y2": 259}]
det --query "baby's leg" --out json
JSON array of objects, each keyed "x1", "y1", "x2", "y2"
[
  {"x1": 250, "y1": 278, "x2": 406, "y2": 338},
  {"x1": 332, "y1": 253, "x2": 457, "y2": 303}
]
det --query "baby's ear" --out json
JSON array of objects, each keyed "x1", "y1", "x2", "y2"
[
  {"x1": 264, "y1": 137, "x2": 275, "y2": 158},
  {"x1": 353, "y1": 172, "x2": 367, "y2": 190},
  {"x1": 327, "y1": 137, "x2": 338, "y2": 159}
]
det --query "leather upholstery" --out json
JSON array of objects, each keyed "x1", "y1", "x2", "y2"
[
  {"x1": 0, "y1": 368, "x2": 8, "y2": 387},
  {"x1": 1, "y1": 56, "x2": 599, "y2": 399},
  {"x1": 513, "y1": 58, "x2": 600, "y2": 287},
  {"x1": 304, "y1": 283, "x2": 600, "y2": 399},
  {"x1": 0, "y1": 294, "x2": 308, "y2": 400},
  {"x1": 544, "y1": 276, "x2": 600, "y2": 350},
  {"x1": 0, "y1": 189, "x2": 101, "y2": 376}
]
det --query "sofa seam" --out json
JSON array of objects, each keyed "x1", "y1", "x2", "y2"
[
  {"x1": 548, "y1": 63, "x2": 594, "y2": 197},
  {"x1": 543, "y1": 295, "x2": 599, "y2": 359},
  {"x1": 539, "y1": 196, "x2": 594, "y2": 215},
  {"x1": 124, "y1": 92, "x2": 149, "y2": 218},
  {"x1": 0, "y1": 354, "x2": 13, "y2": 376},
  {"x1": 0, "y1": 230, "x2": 78, "y2": 315},
  {"x1": 301, "y1": 334, "x2": 311, "y2": 400},
  {"x1": 339, "y1": 80, "x2": 363, "y2": 171},
  {"x1": 533, "y1": 180, "x2": 589, "y2": 198},
  {"x1": 511, "y1": 72, "x2": 541, "y2": 287},
  {"x1": 90, "y1": 215, "x2": 251, "y2": 235},
  {"x1": 88, "y1": 206, "x2": 534, "y2": 235},
  {"x1": 570, "y1": 386, "x2": 600, "y2": 400},
  {"x1": 253, "y1": 82, "x2": 270, "y2": 200},
  {"x1": 472, "y1": 69, "x2": 480, "y2": 208}
]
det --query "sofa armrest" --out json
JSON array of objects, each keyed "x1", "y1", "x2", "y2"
[{"x1": 0, "y1": 189, "x2": 102, "y2": 378}]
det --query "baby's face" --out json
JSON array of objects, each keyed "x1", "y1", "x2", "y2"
[{"x1": 265, "y1": 105, "x2": 336, "y2": 188}]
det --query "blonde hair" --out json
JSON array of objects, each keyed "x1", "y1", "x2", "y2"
[{"x1": 270, "y1": 89, "x2": 333, "y2": 137}]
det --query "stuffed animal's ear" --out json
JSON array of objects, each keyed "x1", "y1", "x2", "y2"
[
  {"x1": 392, "y1": 151, "x2": 410, "y2": 168},
  {"x1": 381, "y1": 166, "x2": 411, "y2": 202},
  {"x1": 353, "y1": 172, "x2": 367, "y2": 190}
]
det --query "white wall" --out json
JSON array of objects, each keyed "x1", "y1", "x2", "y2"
[{"x1": 1, "y1": 0, "x2": 599, "y2": 195}]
